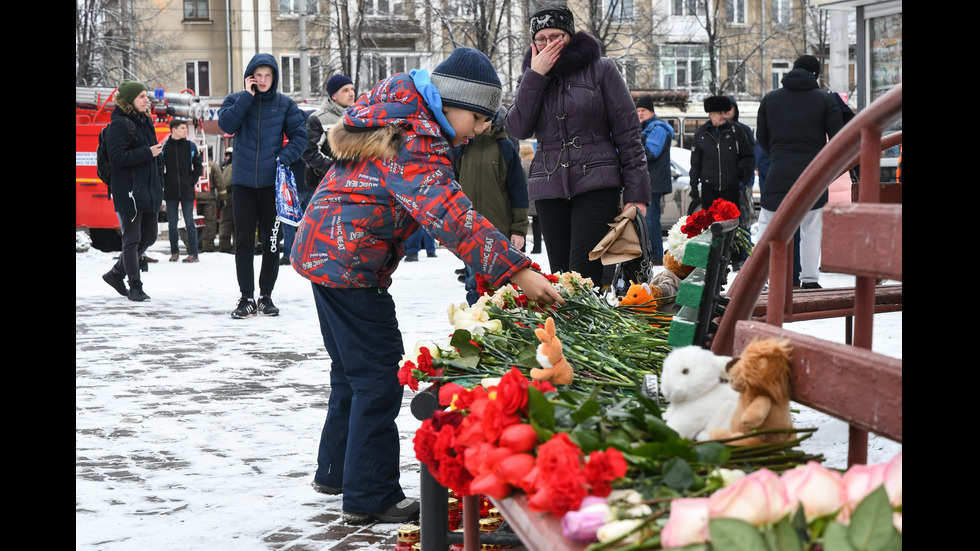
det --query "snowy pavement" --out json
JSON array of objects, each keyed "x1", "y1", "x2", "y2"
[{"x1": 76, "y1": 234, "x2": 901, "y2": 551}]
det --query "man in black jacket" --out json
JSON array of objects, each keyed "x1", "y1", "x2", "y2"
[
  {"x1": 101, "y1": 79, "x2": 164, "y2": 302},
  {"x1": 162, "y1": 120, "x2": 204, "y2": 262},
  {"x1": 756, "y1": 55, "x2": 842, "y2": 289},
  {"x1": 689, "y1": 95, "x2": 755, "y2": 214}
]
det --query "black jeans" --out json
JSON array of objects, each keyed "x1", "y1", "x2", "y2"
[
  {"x1": 535, "y1": 188, "x2": 621, "y2": 286},
  {"x1": 113, "y1": 210, "x2": 159, "y2": 283},
  {"x1": 232, "y1": 185, "x2": 280, "y2": 297}
]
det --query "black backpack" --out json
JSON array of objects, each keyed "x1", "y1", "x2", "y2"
[{"x1": 96, "y1": 125, "x2": 112, "y2": 199}]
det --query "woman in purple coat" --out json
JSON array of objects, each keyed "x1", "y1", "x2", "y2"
[{"x1": 506, "y1": 4, "x2": 650, "y2": 288}]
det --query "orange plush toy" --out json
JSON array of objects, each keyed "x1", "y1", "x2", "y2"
[
  {"x1": 530, "y1": 317, "x2": 574, "y2": 385},
  {"x1": 710, "y1": 337, "x2": 795, "y2": 446},
  {"x1": 618, "y1": 281, "x2": 662, "y2": 313}
]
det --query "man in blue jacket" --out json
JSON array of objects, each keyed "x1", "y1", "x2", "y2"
[
  {"x1": 219, "y1": 53, "x2": 307, "y2": 318},
  {"x1": 636, "y1": 94, "x2": 674, "y2": 262}
]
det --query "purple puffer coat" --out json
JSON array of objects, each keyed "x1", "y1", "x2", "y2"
[{"x1": 506, "y1": 32, "x2": 650, "y2": 205}]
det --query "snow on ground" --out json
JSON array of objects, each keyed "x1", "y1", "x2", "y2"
[{"x1": 76, "y1": 230, "x2": 900, "y2": 550}]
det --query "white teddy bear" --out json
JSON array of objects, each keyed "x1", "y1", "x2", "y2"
[{"x1": 661, "y1": 346, "x2": 740, "y2": 441}]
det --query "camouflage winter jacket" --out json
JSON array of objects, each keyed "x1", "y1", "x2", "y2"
[{"x1": 290, "y1": 72, "x2": 532, "y2": 289}]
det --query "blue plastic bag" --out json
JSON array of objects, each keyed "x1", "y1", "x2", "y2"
[{"x1": 275, "y1": 161, "x2": 303, "y2": 227}]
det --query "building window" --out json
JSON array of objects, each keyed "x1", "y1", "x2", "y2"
[
  {"x1": 281, "y1": 55, "x2": 301, "y2": 94},
  {"x1": 772, "y1": 0, "x2": 792, "y2": 24},
  {"x1": 660, "y1": 45, "x2": 709, "y2": 94},
  {"x1": 771, "y1": 61, "x2": 790, "y2": 90},
  {"x1": 278, "y1": 0, "x2": 317, "y2": 15},
  {"x1": 450, "y1": 0, "x2": 471, "y2": 17},
  {"x1": 726, "y1": 60, "x2": 746, "y2": 93},
  {"x1": 183, "y1": 0, "x2": 209, "y2": 20},
  {"x1": 726, "y1": 0, "x2": 746, "y2": 24},
  {"x1": 605, "y1": 0, "x2": 635, "y2": 21},
  {"x1": 672, "y1": 0, "x2": 698, "y2": 16},
  {"x1": 185, "y1": 60, "x2": 210, "y2": 96},
  {"x1": 365, "y1": 0, "x2": 404, "y2": 17},
  {"x1": 615, "y1": 58, "x2": 637, "y2": 88},
  {"x1": 362, "y1": 52, "x2": 422, "y2": 88}
]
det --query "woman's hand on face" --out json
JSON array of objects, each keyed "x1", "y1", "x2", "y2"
[{"x1": 530, "y1": 39, "x2": 563, "y2": 76}]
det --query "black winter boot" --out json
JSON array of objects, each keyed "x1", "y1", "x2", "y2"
[
  {"x1": 102, "y1": 268, "x2": 129, "y2": 297},
  {"x1": 128, "y1": 280, "x2": 150, "y2": 302}
]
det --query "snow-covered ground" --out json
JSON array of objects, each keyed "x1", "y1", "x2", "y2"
[{"x1": 75, "y1": 230, "x2": 901, "y2": 550}]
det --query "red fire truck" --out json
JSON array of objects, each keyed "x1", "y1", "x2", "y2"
[{"x1": 76, "y1": 86, "x2": 209, "y2": 252}]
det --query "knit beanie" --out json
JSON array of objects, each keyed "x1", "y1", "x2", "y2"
[
  {"x1": 117, "y1": 79, "x2": 148, "y2": 104},
  {"x1": 703, "y1": 95, "x2": 732, "y2": 113},
  {"x1": 635, "y1": 94, "x2": 655, "y2": 112},
  {"x1": 326, "y1": 74, "x2": 353, "y2": 98},
  {"x1": 529, "y1": 5, "x2": 575, "y2": 37},
  {"x1": 793, "y1": 55, "x2": 821, "y2": 77},
  {"x1": 430, "y1": 47, "x2": 502, "y2": 119}
]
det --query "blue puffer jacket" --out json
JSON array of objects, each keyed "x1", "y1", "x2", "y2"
[{"x1": 218, "y1": 53, "x2": 307, "y2": 188}]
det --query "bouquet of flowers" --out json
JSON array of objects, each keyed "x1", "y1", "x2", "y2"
[
  {"x1": 398, "y1": 267, "x2": 672, "y2": 394},
  {"x1": 665, "y1": 198, "x2": 753, "y2": 278}
]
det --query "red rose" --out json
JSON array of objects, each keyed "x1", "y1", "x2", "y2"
[
  {"x1": 498, "y1": 423, "x2": 539, "y2": 453},
  {"x1": 584, "y1": 448, "x2": 628, "y2": 497},
  {"x1": 494, "y1": 367, "x2": 530, "y2": 415},
  {"x1": 398, "y1": 361, "x2": 419, "y2": 391}
]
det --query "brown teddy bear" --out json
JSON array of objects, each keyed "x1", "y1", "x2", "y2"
[
  {"x1": 530, "y1": 317, "x2": 574, "y2": 385},
  {"x1": 710, "y1": 337, "x2": 795, "y2": 446}
]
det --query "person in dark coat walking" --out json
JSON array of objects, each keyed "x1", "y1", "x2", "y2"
[
  {"x1": 101, "y1": 79, "x2": 164, "y2": 302},
  {"x1": 756, "y1": 55, "x2": 842, "y2": 289},
  {"x1": 689, "y1": 95, "x2": 755, "y2": 213},
  {"x1": 218, "y1": 53, "x2": 307, "y2": 318},
  {"x1": 162, "y1": 119, "x2": 203, "y2": 262},
  {"x1": 506, "y1": 4, "x2": 650, "y2": 288},
  {"x1": 636, "y1": 94, "x2": 674, "y2": 262}
]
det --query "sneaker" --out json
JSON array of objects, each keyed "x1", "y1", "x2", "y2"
[
  {"x1": 801, "y1": 282, "x2": 822, "y2": 290},
  {"x1": 257, "y1": 296, "x2": 280, "y2": 316},
  {"x1": 127, "y1": 281, "x2": 150, "y2": 302},
  {"x1": 231, "y1": 297, "x2": 257, "y2": 319},
  {"x1": 427, "y1": 251, "x2": 437, "y2": 258},
  {"x1": 170, "y1": 254, "x2": 179, "y2": 262},
  {"x1": 102, "y1": 269, "x2": 129, "y2": 297},
  {"x1": 279, "y1": 256, "x2": 291, "y2": 266},
  {"x1": 143, "y1": 255, "x2": 159, "y2": 263},
  {"x1": 342, "y1": 498, "x2": 420, "y2": 525},
  {"x1": 454, "y1": 268, "x2": 466, "y2": 275},
  {"x1": 182, "y1": 255, "x2": 199, "y2": 263},
  {"x1": 311, "y1": 481, "x2": 341, "y2": 495},
  {"x1": 404, "y1": 253, "x2": 419, "y2": 262}
]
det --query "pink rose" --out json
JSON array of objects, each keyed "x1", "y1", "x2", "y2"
[
  {"x1": 883, "y1": 452, "x2": 902, "y2": 507},
  {"x1": 560, "y1": 496, "x2": 611, "y2": 543},
  {"x1": 839, "y1": 462, "x2": 886, "y2": 522},
  {"x1": 661, "y1": 498, "x2": 710, "y2": 547},
  {"x1": 708, "y1": 468, "x2": 791, "y2": 526},
  {"x1": 780, "y1": 461, "x2": 846, "y2": 521}
]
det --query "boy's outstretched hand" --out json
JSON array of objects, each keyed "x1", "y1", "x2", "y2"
[{"x1": 510, "y1": 268, "x2": 566, "y2": 306}]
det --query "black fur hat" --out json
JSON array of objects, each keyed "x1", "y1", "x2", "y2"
[{"x1": 703, "y1": 95, "x2": 732, "y2": 113}]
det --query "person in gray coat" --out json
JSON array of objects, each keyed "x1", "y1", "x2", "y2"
[{"x1": 506, "y1": 4, "x2": 649, "y2": 288}]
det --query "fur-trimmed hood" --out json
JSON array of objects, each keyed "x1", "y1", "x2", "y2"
[
  {"x1": 327, "y1": 123, "x2": 403, "y2": 162},
  {"x1": 521, "y1": 31, "x2": 602, "y2": 75}
]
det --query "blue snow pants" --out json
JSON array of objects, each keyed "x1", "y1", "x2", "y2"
[{"x1": 311, "y1": 283, "x2": 407, "y2": 514}]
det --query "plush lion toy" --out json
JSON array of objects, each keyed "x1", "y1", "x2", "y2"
[
  {"x1": 530, "y1": 317, "x2": 574, "y2": 385},
  {"x1": 710, "y1": 337, "x2": 795, "y2": 446}
]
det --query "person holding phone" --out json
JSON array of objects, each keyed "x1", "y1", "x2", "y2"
[
  {"x1": 218, "y1": 53, "x2": 307, "y2": 318},
  {"x1": 506, "y1": 4, "x2": 649, "y2": 290}
]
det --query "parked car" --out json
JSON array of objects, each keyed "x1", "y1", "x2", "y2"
[{"x1": 658, "y1": 146, "x2": 694, "y2": 233}]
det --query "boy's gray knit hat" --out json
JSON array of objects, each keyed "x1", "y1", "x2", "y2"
[{"x1": 430, "y1": 47, "x2": 502, "y2": 119}]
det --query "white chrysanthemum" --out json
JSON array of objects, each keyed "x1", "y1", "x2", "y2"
[
  {"x1": 710, "y1": 467, "x2": 747, "y2": 488},
  {"x1": 666, "y1": 216, "x2": 691, "y2": 263}
]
